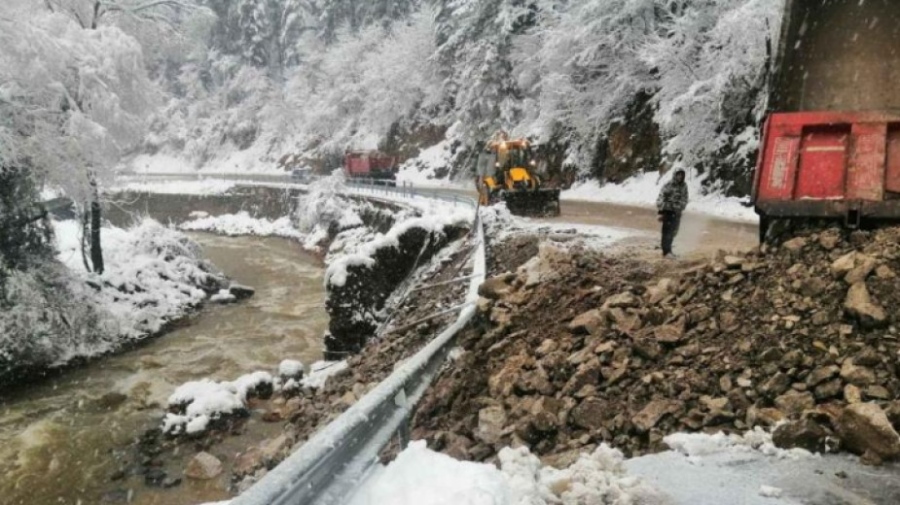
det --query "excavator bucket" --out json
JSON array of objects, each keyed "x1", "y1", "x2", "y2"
[{"x1": 502, "y1": 188, "x2": 561, "y2": 217}]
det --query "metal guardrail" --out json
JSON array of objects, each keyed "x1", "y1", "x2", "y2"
[{"x1": 230, "y1": 178, "x2": 486, "y2": 505}]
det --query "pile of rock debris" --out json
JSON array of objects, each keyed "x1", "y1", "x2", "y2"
[{"x1": 412, "y1": 226, "x2": 900, "y2": 467}]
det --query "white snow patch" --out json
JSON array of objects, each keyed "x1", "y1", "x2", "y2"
[
  {"x1": 350, "y1": 441, "x2": 657, "y2": 505},
  {"x1": 564, "y1": 171, "x2": 758, "y2": 223},
  {"x1": 112, "y1": 178, "x2": 237, "y2": 195},
  {"x1": 662, "y1": 428, "x2": 812, "y2": 462},
  {"x1": 180, "y1": 212, "x2": 302, "y2": 240},
  {"x1": 300, "y1": 360, "x2": 348, "y2": 390},
  {"x1": 759, "y1": 485, "x2": 783, "y2": 498},
  {"x1": 129, "y1": 153, "x2": 199, "y2": 174},
  {"x1": 162, "y1": 371, "x2": 274, "y2": 435},
  {"x1": 210, "y1": 289, "x2": 236, "y2": 303},
  {"x1": 53, "y1": 219, "x2": 218, "y2": 341},
  {"x1": 279, "y1": 359, "x2": 305, "y2": 378}
]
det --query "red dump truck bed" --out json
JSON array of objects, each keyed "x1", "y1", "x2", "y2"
[
  {"x1": 753, "y1": 111, "x2": 900, "y2": 225},
  {"x1": 343, "y1": 151, "x2": 398, "y2": 181}
]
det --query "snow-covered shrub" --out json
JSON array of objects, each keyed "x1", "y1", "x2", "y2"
[
  {"x1": 0, "y1": 261, "x2": 115, "y2": 387},
  {"x1": 1, "y1": 217, "x2": 229, "y2": 388}
]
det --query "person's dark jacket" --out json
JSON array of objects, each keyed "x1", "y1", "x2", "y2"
[{"x1": 656, "y1": 178, "x2": 689, "y2": 214}]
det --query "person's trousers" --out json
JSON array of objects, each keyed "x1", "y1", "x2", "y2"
[{"x1": 661, "y1": 211, "x2": 681, "y2": 256}]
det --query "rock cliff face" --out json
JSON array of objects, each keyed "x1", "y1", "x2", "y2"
[{"x1": 324, "y1": 224, "x2": 468, "y2": 359}]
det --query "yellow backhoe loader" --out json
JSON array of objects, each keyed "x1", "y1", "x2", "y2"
[{"x1": 476, "y1": 135, "x2": 561, "y2": 217}]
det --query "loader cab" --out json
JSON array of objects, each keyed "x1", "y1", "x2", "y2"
[{"x1": 495, "y1": 140, "x2": 538, "y2": 190}]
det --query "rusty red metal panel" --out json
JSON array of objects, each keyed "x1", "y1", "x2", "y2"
[
  {"x1": 847, "y1": 123, "x2": 887, "y2": 201},
  {"x1": 795, "y1": 125, "x2": 850, "y2": 200},
  {"x1": 757, "y1": 134, "x2": 800, "y2": 201},
  {"x1": 886, "y1": 126, "x2": 900, "y2": 194}
]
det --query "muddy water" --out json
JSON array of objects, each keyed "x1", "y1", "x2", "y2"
[{"x1": 0, "y1": 234, "x2": 327, "y2": 505}]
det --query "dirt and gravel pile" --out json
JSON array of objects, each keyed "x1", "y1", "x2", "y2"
[{"x1": 411, "y1": 226, "x2": 900, "y2": 467}]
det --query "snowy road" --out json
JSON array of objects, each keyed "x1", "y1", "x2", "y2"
[{"x1": 122, "y1": 173, "x2": 760, "y2": 259}]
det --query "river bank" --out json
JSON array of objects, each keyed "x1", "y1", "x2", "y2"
[{"x1": 0, "y1": 233, "x2": 328, "y2": 505}]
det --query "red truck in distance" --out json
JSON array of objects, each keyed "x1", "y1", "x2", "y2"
[{"x1": 343, "y1": 150, "x2": 399, "y2": 186}]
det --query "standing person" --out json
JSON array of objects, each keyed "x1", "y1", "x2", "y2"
[{"x1": 656, "y1": 169, "x2": 689, "y2": 258}]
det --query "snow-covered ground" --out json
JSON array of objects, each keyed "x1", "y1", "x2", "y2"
[
  {"x1": 395, "y1": 137, "x2": 469, "y2": 190},
  {"x1": 564, "y1": 171, "x2": 758, "y2": 223},
  {"x1": 111, "y1": 178, "x2": 238, "y2": 195},
  {"x1": 54, "y1": 219, "x2": 221, "y2": 340},
  {"x1": 128, "y1": 153, "x2": 286, "y2": 176},
  {"x1": 350, "y1": 441, "x2": 656, "y2": 505},
  {"x1": 482, "y1": 204, "x2": 640, "y2": 251},
  {"x1": 348, "y1": 429, "x2": 898, "y2": 505},
  {"x1": 180, "y1": 212, "x2": 303, "y2": 240},
  {"x1": 0, "y1": 218, "x2": 224, "y2": 381}
]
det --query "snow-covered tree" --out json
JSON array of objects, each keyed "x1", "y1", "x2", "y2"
[
  {"x1": 644, "y1": 0, "x2": 781, "y2": 189},
  {"x1": 0, "y1": 1, "x2": 164, "y2": 272},
  {"x1": 435, "y1": 0, "x2": 539, "y2": 143},
  {"x1": 515, "y1": 0, "x2": 663, "y2": 166}
]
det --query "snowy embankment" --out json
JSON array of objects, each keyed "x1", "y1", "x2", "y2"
[
  {"x1": 0, "y1": 218, "x2": 227, "y2": 387},
  {"x1": 564, "y1": 171, "x2": 758, "y2": 223},
  {"x1": 54, "y1": 219, "x2": 226, "y2": 339},
  {"x1": 349, "y1": 429, "x2": 827, "y2": 505}
]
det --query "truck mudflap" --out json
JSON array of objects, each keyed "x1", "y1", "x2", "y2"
[{"x1": 502, "y1": 188, "x2": 561, "y2": 217}]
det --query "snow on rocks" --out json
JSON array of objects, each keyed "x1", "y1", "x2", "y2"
[
  {"x1": 300, "y1": 361, "x2": 349, "y2": 390},
  {"x1": 279, "y1": 359, "x2": 306, "y2": 381},
  {"x1": 163, "y1": 372, "x2": 274, "y2": 436},
  {"x1": 323, "y1": 202, "x2": 471, "y2": 358},
  {"x1": 162, "y1": 360, "x2": 349, "y2": 436},
  {"x1": 324, "y1": 207, "x2": 472, "y2": 288}
]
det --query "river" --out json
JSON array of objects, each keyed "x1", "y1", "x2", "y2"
[{"x1": 0, "y1": 233, "x2": 328, "y2": 505}]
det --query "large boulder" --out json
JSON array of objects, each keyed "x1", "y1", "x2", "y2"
[
  {"x1": 568, "y1": 309, "x2": 606, "y2": 336},
  {"x1": 844, "y1": 282, "x2": 888, "y2": 329},
  {"x1": 184, "y1": 452, "x2": 223, "y2": 480},
  {"x1": 772, "y1": 418, "x2": 832, "y2": 453},
  {"x1": 632, "y1": 399, "x2": 681, "y2": 433},
  {"x1": 774, "y1": 391, "x2": 815, "y2": 417},
  {"x1": 835, "y1": 403, "x2": 900, "y2": 461},
  {"x1": 476, "y1": 406, "x2": 507, "y2": 445}
]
